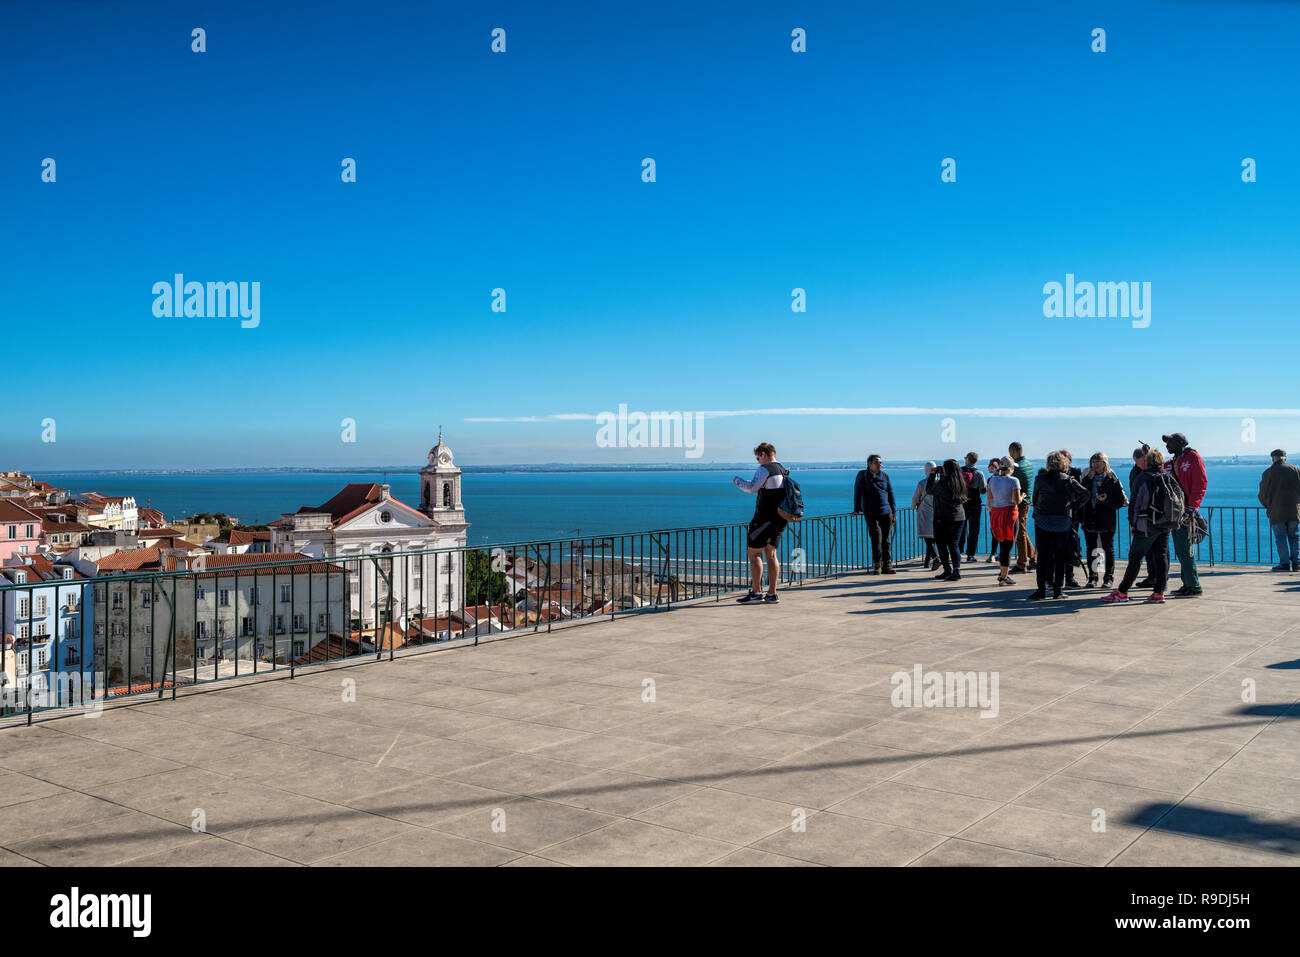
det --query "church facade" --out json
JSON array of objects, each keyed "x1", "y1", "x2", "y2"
[{"x1": 271, "y1": 434, "x2": 470, "y2": 632}]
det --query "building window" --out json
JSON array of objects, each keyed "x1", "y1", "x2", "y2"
[
  {"x1": 36, "y1": 649, "x2": 47, "y2": 669},
  {"x1": 241, "y1": 617, "x2": 254, "y2": 637},
  {"x1": 94, "y1": 586, "x2": 105, "y2": 603},
  {"x1": 279, "y1": 584, "x2": 291, "y2": 603},
  {"x1": 293, "y1": 614, "x2": 305, "y2": 632},
  {"x1": 17, "y1": 625, "x2": 30, "y2": 641},
  {"x1": 16, "y1": 598, "x2": 29, "y2": 618},
  {"x1": 34, "y1": 596, "x2": 46, "y2": 616},
  {"x1": 144, "y1": 645, "x2": 152, "y2": 659},
  {"x1": 25, "y1": 524, "x2": 34, "y2": 538},
  {"x1": 316, "y1": 613, "x2": 327, "y2": 632},
  {"x1": 141, "y1": 591, "x2": 152, "y2": 608},
  {"x1": 6, "y1": 525, "x2": 14, "y2": 540},
  {"x1": 218, "y1": 589, "x2": 230, "y2": 607},
  {"x1": 380, "y1": 510, "x2": 392, "y2": 524},
  {"x1": 442, "y1": 483, "x2": 451, "y2": 508},
  {"x1": 66, "y1": 593, "x2": 78, "y2": 610},
  {"x1": 111, "y1": 591, "x2": 123, "y2": 609},
  {"x1": 292, "y1": 641, "x2": 305, "y2": 659},
  {"x1": 274, "y1": 615, "x2": 285, "y2": 635},
  {"x1": 197, "y1": 585, "x2": 206, "y2": 601},
  {"x1": 197, "y1": 621, "x2": 207, "y2": 638}
]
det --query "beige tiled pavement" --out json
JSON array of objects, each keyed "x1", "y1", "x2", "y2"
[{"x1": 1, "y1": 562, "x2": 1298, "y2": 866}]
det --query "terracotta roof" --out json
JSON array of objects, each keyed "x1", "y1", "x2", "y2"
[
  {"x1": 213, "y1": 529, "x2": 272, "y2": 546},
  {"x1": 0, "y1": 500, "x2": 42, "y2": 524},
  {"x1": 41, "y1": 518, "x2": 94, "y2": 534},
  {"x1": 296, "y1": 483, "x2": 428, "y2": 528},
  {"x1": 9, "y1": 553, "x2": 86, "y2": 581},
  {"x1": 95, "y1": 545, "x2": 168, "y2": 571},
  {"x1": 293, "y1": 633, "x2": 365, "y2": 664}
]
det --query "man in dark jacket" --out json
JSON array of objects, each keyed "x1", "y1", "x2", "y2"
[
  {"x1": 853, "y1": 454, "x2": 897, "y2": 574},
  {"x1": 1259, "y1": 449, "x2": 1300, "y2": 572}
]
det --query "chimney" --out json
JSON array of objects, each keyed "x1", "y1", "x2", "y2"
[{"x1": 380, "y1": 484, "x2": 391, "y2": 500}]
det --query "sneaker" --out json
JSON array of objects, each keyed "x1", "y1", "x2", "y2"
[
  {"x1": 1102, "y1": 576, "x2": 1114, "y2": 588},
  {"x1": 763, "y1": 593, "x2": 780, "y2": 604},
  {"x1": 1026, "y1": 590, "x2": 1047, "y2": 601},
  {"x1": 985, "y1": 555, "x2": 995, "y2": 564},
  {"x1": 1271, "y1": 564, "x2": 1290, "y2": 572},
  {"x1": 1101, "y1": 590, "x2": 1129, "y2": 603},
  {"x1": 949, "y1": 572, "x2": 962, "y2": 581},
  {"x1": 1051, "y1": 589, "x2": 1063, "y2": 600},
  {"x1": 1083, "y1": 578, "x2": 1097, "y2": 589},
  {"x1": 1146, "y1": 592, "x2": 1165, "y2": 603},
  {"x1": 736, "y1": 592, "x2": 764, "y2": 604},
  {"x1": 1064, "y1": 578, "x2": 1080, "y2": 589},
  {"x1": 1011, "y1": 565, "x2": 1028, "y2": 574},
  {"x1": 1134, "y1": 578, "x2": 1155, "y2": 590},
  {"x1": 881, "y1": 564, "x2": 897, "y2": 575},
  {"x1": 934, "y1": 571, "x2": 953, "y2": 581},
  {"x1": 1174, "y1": 585, "x2": 1203, "y2": 597},
  {"x1": 1001, "y1": 576, "x2": 1016, "y2": 586}
]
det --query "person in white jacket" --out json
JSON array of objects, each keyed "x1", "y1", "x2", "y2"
[{"x1": 912, "y1": 461, "x2": 938, "y2": 569}]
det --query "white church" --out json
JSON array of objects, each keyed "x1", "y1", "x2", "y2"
[{"x1": 271, "y1": 434, "x2": 469, "y2": 632}]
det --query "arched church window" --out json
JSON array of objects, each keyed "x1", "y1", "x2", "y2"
[{"x1": 442, "y1": 483, "x2": 452, "y2": 508}]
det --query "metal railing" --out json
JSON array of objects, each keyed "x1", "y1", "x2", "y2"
[{"x1": 0, "y1": 505, "x2": 1285, "y2": 725}]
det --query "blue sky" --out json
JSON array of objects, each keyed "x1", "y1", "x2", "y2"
[{"x1": 3, "y1": 0, "x2": 1298, "y2": 468}]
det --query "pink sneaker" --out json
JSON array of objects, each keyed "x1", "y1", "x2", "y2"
[
  {"x1": 1101, "y1": 590, "x2": 1129, "y2": 603},
  {"x1": 1146, "y1": 592, "x2": 1165, "y2": 603}
]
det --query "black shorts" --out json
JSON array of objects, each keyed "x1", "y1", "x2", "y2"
[{"x1": 747, "y1": 516, "x2": 787, "y2": 549}]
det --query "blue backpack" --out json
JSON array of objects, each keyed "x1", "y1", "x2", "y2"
[{"x1": 764, "y1": 462, "x2": 805, "y2": 521}]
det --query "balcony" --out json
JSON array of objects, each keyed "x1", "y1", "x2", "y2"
[{"x1": 1, "y1": 557, "x2": 1296, "y2": 866}]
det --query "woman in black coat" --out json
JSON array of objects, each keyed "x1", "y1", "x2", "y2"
[
  {"x1": 927, "y1": 459, "x2": 969, "y2": 581},
  {"x1": 1080, "y1": 452, "x2": 1128, "y2": 588}
]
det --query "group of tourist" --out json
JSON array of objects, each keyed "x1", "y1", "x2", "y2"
[
  {"x1": 733, "y1": 437, "x2": 1300, "y2": 606},
  {"x1": 855, "y1": 435, "x2": 1218, "y2": 603}
]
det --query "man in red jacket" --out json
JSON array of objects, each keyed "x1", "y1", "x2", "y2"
[{"x1": 1164, "y1": 432, "x2": 1207, "y2": 596}]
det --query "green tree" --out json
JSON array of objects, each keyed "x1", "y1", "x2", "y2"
[{"x1": 465, "y1": 550, "x2": 512, "y2": 606}]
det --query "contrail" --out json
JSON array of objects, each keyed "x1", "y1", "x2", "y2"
[{"x1": 467, "y1": 406, "x2": 1300, "y2": 423}]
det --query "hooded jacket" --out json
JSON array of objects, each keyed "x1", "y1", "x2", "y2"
[{"x1": 1170, "y1": 447, "x2": 1207, "y2": 511}]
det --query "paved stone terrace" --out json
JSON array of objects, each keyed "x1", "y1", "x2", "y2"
[{"x1": 2, "y1": 562, "x2": 1298, "y2": 866}]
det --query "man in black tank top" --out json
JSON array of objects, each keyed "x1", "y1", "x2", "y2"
[{"x1": 733, "y1": 442, "x2": 787, "y2": 604}]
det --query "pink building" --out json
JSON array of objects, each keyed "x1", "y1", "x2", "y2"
[{"x1": 0, "y1": 501, "x2": 43, "y2": 561}]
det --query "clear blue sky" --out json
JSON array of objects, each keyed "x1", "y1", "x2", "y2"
[{"x1": 3, "y1": 0, "x2": 1298, "y2": 468}]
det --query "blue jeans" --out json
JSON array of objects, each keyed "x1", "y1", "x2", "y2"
[{"x1": 1272, "y1": 521, "x2": 1300, "y2": 565}]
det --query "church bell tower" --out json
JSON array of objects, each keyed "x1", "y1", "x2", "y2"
[{"x1": 420, "y1": 431, "x2": 467, "y2": 530}]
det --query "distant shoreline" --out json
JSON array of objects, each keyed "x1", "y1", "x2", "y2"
[{"x1": 37, "y1": 458, "x2": 1276, "y2": 476}]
